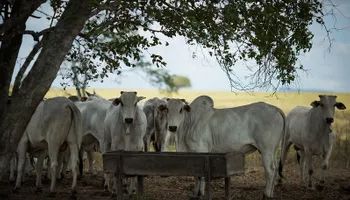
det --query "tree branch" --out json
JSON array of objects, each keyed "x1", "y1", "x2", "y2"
[
  {"x1": 0, "y1": 0, "x2": 45, "y2": 37},
  {"x1": 12, "y1": 40, "x2": 43, "y2": 96},
  {"x1": 23, "y1": 27, "x2": 54, "y2": 42}
]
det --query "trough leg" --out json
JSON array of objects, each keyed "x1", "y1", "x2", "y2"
[
  {"x1": 225, "y1": 177, "x2": 231, "y2": 200},
  {"x1": 115, "y1": 154, "x2": 123, "y2": 200},
  {"x1": 205, "y1": 157, "x2": 212, "y2": 200},
  {"x1": 205, "y1": 177, "x2": 212, "y2": 200},
  {"x1": 137, "y1": 176, "x2": 144, "y2": 199},
  {"x1": 116, "y1": 173, "x2": 123, "y2": 200}
]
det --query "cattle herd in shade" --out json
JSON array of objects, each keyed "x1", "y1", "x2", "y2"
[{"x1": 5, "y1": 91, "x2": 346, "y2": 199}]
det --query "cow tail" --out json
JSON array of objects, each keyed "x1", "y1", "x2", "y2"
[
  {"x1": 67, "y1": 103, "x2": 83, "y2": 173},
  {"x1": 276, "y1": 107, "x2": 286, "y2": 179}
]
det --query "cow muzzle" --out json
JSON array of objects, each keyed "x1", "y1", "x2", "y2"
[
  {"x1": 168, "y1": 126, "x2": 177, "y2": 132},
  {"x1": 125, "y1": 118, "x2": 133, "y2": 124},
  {"x1": 326, "y1": 117, "x2": 334, "y2": 124}
]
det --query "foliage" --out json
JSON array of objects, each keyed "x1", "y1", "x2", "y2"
[{"x1": 58, "y1": 0, "x2": 326, "y2": 91}]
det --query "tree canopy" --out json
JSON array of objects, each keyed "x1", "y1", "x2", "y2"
[{"x1": 64, "y1": 0, "x2": 325, "y2": 91}]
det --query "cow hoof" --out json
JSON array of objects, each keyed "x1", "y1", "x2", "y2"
[
  {"x1": 12, "y1": 188, "x2": 19, "y2": 193},
  {"x1": 262, "y1": 194, "x2": 274, "y2": 200},
  {"x1": 70, "y1": 191, "x2": 77, "y2": 200},
  {"x1": 35, "y1": 187, "x2": 43, "y2": 193},
  {"x1": 111, "y1": 193, "x2": 117, "y2": 198},
  {"x1": 316, "y1": 184, "x2": 325, "y2": 191},
  {"x1": 306, "y1": 185, "x2": 315, "y2": 191},
  {"x1": 188, "y1": 194, "x2": 201, "y2": 200},
  {"x1": 48, "y1": 192, "x2": 56, "y2": 197},
  {"x1": 9, "y1": 179, "x2": 15, "y2": 184}
]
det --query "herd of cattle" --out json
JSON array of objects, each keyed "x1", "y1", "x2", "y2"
[{"x1": 5, "y1": 91, "x2": 346, "y2": 199}]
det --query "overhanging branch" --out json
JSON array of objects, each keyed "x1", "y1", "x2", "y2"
[{"x1": 12, "y1": 40, "x2": 43, "y2": 96}]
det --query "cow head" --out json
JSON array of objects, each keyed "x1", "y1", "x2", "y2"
[
  {"x1": 166, "y1": 98, "x2": 190, "y2": 133},
  {"x1": 112, "y1": 91, "x2": 145, "y2": 124},
  {"x1": 154, "y1": 103, "x2": 169, "y2": 151},
  {"x1": 310, "y1": 95, "x2": 346, "y2": 125}
]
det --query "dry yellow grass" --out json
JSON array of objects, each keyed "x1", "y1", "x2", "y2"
[{"x1": 46, "y1": 87, "x2": 350, "y2": 115}]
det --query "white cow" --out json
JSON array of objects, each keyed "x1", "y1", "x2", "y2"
[
  {"x1": 143, "y1": 97, "x2": 168, "y2": 152},
  {"x1": 75, "y1": 95, "x2": 111, "y2": 175},
  {"x1": 14, "y1": 97, "x2": 82, "y2": 195},
  {"x1": 278, "y1": 95, "x2": 346, "y2": 189},
  {"x1": 166, "y1": 96, "x2": 285, "y2": 198},
  {"x1": 103, "y1": 91, "x2": 146, "y2": 194}
]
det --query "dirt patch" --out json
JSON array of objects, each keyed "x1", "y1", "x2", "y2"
[{"x1": 1, "y1": 165, "x2": 350, "y2": 200}]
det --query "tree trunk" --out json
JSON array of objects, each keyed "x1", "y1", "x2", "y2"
[
  {"x1": 0, "y1": 0, "x2": 94, "y2": 178},
  {"x1": 0, "y1": 0, "x2": 44, "y2": 124}
]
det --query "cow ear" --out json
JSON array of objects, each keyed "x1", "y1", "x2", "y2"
[
  {"x1": 335, "y1": 102, "x2": 346, "y2": 110},
  {"x1": 180, "y1": 99, "x2": 188, "y2": 104},
  {"x1": 311, "y1": 101, "x2": 321, "y2": 107},
  {"x1": 81, "y1": 97, "x2": 88, "y2": 102},
  {"x1": 137, "y1": 96, "x2": 146, "y2": 102},
  {"x1": 184, "y1": 104, "x2": 191, "y2": 112},
  {"x1": 120, "y1": 91, "x2": 124, "y2": 94},
  {"x1": 113, "y1": 98, "x2": 121, "y2": 106},
  {"x1": 158, "y1": 104, "x2": 167, "y2": 111}
]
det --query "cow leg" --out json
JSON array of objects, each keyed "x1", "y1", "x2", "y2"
[
  {"x1": 304, "y1": 151, "x2": 314, "y2": 189},
  {"x1": 48, "y1": 145, "x2": 59, "y2": 194},
  {"x1": 298, "y1": 150, "x2": 306, "y2": 184},
  {"x1": 127, "y1": 177, "x2": 137, "y2": 195},
  {"x1": 68, "y1": 142, "x2": 79, "y2": 194},
  {"x1": 320, "y1": 133, "x2": 334, "y2": 185},
  {"x1": 35, "y1": 152, "x2": 46, "y2": 192},
  {"x1": 14, "y1": 137, "x2": 28, "y2": 191},
  {"x1": 161, "y1": 131, "x2": 171, "y2": 152},
  {"x1": 192, "y1": 177, "x2": 201, "y2": 197},
  {"x1": 61, "y1": 152, "x2": 69, "y2": 179},
  {"x1": 57, "y1": 152, "x2": 64, "y2": 180},
  {"x1": 262, "y1": 151, "x2": 277, "y2": 198},
  {"x1": 199, "y1": 177, "x2": 206, "y2": 197},
  {"x1": 78, "y1": 148, "x2": 84, "y2": 176},
  {"x1": 87, "y1": 150, "x2": 95, "y2": 174},
  {"x1": 278, "y1": 141, "x2": 292, "y2": 184},
  {"x1": 143, "y1": 128, "x2": 153, "y2": 152},
  {"x1": 9, "y1": 153, "x2": 16, "y2": 183}
]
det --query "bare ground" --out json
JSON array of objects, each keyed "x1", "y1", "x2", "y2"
[{"x1": 1, "y1": 165, "x2": 350, "y2": 200}]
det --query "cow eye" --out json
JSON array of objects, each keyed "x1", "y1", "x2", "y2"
[{"x1": 120, "y1": 102, "x2": 124, "y2": 106}]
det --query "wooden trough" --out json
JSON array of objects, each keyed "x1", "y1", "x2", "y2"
[{"x1": 103, "y1": 151, "x2": 245, "y2": 200}]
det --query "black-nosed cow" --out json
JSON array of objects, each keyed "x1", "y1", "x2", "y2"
[
  {"x1": 103, "y1": 91, "x2": 146, "y2": 194},
  {"x1": 279, "y1": 95, "x2": 346, "y2": 189},
  {"x1": 166, "y1": 96, "x2": 285, "y2": 198}
]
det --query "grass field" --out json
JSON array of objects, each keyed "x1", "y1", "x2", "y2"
[{"x1": 47, "y1": 88, "x2": 350, "y2": 167}]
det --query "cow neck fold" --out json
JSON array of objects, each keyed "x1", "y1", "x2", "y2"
[
  {"x1": 308, "y1": 107, "x2": 332, "y2": 140},
  {"x1": 176, "y1": 111, "x2": 192, "y2": 152}
]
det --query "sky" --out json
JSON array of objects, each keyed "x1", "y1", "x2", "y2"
[{"x1": 13, "y1": 0, "x2": 350, "y2": 92}]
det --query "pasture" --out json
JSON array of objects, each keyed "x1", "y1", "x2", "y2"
[{"x1": 1, "y1": 88, "x2": 350, "y2": 199}]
